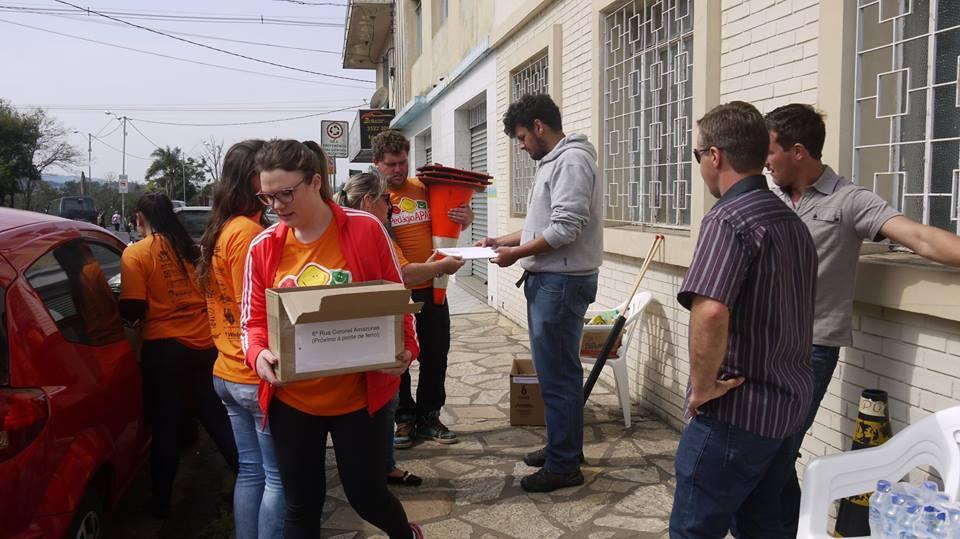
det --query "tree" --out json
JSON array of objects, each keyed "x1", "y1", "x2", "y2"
[
  {"x1": 0, "y1": 100, "x2": 32, "y2": 207},
  {"x1": 17, "y1": 108, "x2": 79, "y2": 209},
  {"x1": 200, "y1": 137, "x2": 224, "y2": 184},
  {"x1": 145, "y1": 146, "x2": 206, "y2": 204}
]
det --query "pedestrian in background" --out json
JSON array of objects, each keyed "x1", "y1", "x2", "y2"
[
  {"x1": 197, "y1": 139, "x2": 285, "y2": 539},
  {"x1": 240, "y1": 140, "x2": 423, "y2": 539},
  {"x1": 481, "y1": 93, "x2": 603, "y2": 493},
  {"x1": 668, "y1": 101, "x2": 816, "y2": 538},
  {"x1": 119, "y1": 191, "x2": 238, "y2": 519},
  {"x1": 112, "y1": 210, "x2": 120, "y2": 232},
  {"x1": 335, "y1": 171, "x2": 465, "y2": 488}
]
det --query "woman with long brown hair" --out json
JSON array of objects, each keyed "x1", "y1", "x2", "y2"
[
  {"x1": 240, "y1": 140, "x2": 423, "y2": 538},
  {"x1": 197, "y1": 140, "x2": 285, "y2": 538}
]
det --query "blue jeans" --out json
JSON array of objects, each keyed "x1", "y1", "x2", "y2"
[
  {"x1": 781, "y1": 345, "x2": 841, "y2": 536},
  {"x1": 213, "y1": 376, "x2": 285, "y2": 539},
  {"x1": 670, "y1": 416, "x2": 796, "y2": 538},
  {"x1": 524, "y1": 271, "x2": 598, "y2": 474},
  {"x1": 375, "y1": 393, "x2": 400, "y2": 472}
]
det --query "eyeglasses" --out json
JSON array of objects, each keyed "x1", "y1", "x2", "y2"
[{"x1": 257, "y1": 177, "x2": 306, "y2": 206}]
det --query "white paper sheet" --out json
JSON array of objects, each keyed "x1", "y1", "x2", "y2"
[{"x1": 436, "y1": 246, "x2": 498, "y2": 260}]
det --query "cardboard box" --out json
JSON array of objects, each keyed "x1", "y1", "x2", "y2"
[
  {"x1": 580, "y1": 323, "x2": 624, "y2": 358},
  {"x1": 510, "y1": 359, "x2": 545, "y2": 426},
  {"x1": 266, "y1": 281, "x2": 422, "y2": 383}
]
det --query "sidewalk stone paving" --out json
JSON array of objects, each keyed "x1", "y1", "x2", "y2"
[{"x1": 321, "y1": 282, "x2": 680, "y2": 538}]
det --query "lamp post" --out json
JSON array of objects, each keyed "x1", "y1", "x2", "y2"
[
  {"x1": 71, "y1": 130, "x2": 91, "y2": 196},
  {"x1": 104, "y1": 111, "x2": 128, "y2": 225}
]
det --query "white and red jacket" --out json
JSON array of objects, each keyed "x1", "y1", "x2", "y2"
[{"x1": 240, "y1": 202, "x2": 419, "y2": 418}]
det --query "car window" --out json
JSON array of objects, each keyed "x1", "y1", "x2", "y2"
[
  {"x1": 25, "y1": 239, "x2": 125, "y2": 346},
  {"x1": 177, "y1": 210, "x2": 209, "y2": 240},
  {"x1": 0, "y1": 287, "x2": 7, "y2": 386}
]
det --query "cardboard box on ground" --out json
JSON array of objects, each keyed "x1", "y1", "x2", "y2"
[
  {"x1": 510, "y1": 359, "x2": 545, "y2": 426},
  {"x1": 266, "y1": 281, "x2": 423, "y2": 383}
]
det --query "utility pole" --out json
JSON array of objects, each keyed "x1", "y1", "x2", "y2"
[
  {"x1": 84, "y1": 133, "x2": 91, "y2": 196},
  {"x1": 106, "y1": 111, "x2": 129, "y2": 226}
]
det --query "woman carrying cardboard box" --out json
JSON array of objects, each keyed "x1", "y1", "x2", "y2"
[{"x1": 239, "y1": 140, "x2": 423, "y2": 539}]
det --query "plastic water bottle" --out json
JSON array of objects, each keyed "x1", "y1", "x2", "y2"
[
  {"x1": 895, "y1": 499, "x2": 922, "y2": 538},
  {"x1": 911, "y1": 505, "x2": 942, "y2": 538},
  {"x1": 871, "y1": 480, "x2": 893, "y2": 538},
  {"x1": 948, "y1": 509, "x2": 960, "y2": 539},
  {"x1": 883, "y1": 494, "x2": 908, "y2": 538}
]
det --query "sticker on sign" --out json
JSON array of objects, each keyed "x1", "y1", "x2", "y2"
[{"x1": 321, "y1": 120, "x2": 349, "y2": 158}]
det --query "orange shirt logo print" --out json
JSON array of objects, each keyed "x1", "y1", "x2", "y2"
[
  {"x1": 277, "y1": 262, "x2": 352, "y2": 288},
  {"x1": 390, "y1": 196, "x2": 430, "y2": 228}
]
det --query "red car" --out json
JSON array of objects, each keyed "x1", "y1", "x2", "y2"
[{"x1": 0, "y1": 208, "x2": 149, "y2": 539}]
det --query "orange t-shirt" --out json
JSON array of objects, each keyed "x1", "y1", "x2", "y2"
[
  {"x1": 120, "y1": 234, "x2": 213, "y2": 349},
  {"x1": 273, "y1": 225, "x2": 367, "y2": 416},
  {"x1": 209, "y1": 215, "x2": 264, "y2": 385},
  {"x1": 389, "y1": 178, "x2": 433, "y2": 288}
]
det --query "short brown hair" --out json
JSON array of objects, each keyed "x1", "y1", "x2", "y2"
[
  {"x1": 371, "y1": 130, "x2": 410, "y2": 162},
  {"x1": 255, "y1": 139, "x2": 332, "y2": 200},
  {"x1": 765, "y1": 103, "x2": 826, "y2": 159},
  {"x1": 697, "y1": 101, "x2": 769, "y2": 173}
]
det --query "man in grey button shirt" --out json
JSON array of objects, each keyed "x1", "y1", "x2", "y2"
[{"x1": 765, "y1": 103, "x2": 960, "y2": 536}]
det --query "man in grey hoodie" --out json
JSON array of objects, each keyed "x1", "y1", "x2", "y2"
[{"x1": 478, "y1": 94, "x2": 603, "y2": 493}]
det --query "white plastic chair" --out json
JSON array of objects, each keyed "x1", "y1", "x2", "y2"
[
  {"x1": 581, "y1": 291, "x2": 653, "y2": 428},
  {"x1": 798, "y1": 405, "x2": 960, "y2": 539}
]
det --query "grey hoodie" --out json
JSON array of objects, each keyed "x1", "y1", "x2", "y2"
[{"x1": 520, "y1": 133, "x2": 603, "y2": 275}]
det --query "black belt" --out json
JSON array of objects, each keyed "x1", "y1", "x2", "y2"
[{"x1": 515, "y1": 270, "x2": 530, "y2": 288}]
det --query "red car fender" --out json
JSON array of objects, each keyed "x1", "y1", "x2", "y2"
[{"x1": 33, "y1": 424, "x2": 114, "y2": 516}]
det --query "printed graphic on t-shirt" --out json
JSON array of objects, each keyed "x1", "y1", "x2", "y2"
[
  {"x1": 277, "y1": 262, "x2": 352, "y2": 288},
  {"x1": 390, "y1": 196, "x2": 430, "y2": 228}
]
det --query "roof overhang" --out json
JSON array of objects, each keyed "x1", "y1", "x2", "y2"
[{"x1": 342, "y1": 0, "x2": 394, "y2": 70}]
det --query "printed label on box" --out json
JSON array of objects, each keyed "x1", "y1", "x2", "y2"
[{"x1": 293, "y1": 315, "x2": 395, "y2": 373}]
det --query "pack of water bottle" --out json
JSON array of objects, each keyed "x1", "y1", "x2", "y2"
[{"x1": 869, "y1": 479, "x2": 960, "y2": 538}]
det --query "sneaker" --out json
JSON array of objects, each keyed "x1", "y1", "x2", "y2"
[
  {"x1": 520, "y1": 468, "x2": 585, "y2": 493},
  {"x1": 394, "y1": 420, "x2": 416, "y2": 449},
  {"x1": 410, "y1": 522, "x2": 425, "y2": 538},
  {"x1": 522, "y1": 447, "x2": 585, "y2": 468},
  {"x1": 417, "y1": 414, "x2": 458, "y2": 445}
]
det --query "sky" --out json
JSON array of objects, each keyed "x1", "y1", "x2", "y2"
[{"x1": 0, "y1": 0, "x2": 376, "y2": 187}]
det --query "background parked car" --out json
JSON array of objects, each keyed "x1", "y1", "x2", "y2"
[
  {"x1": 45, "y1": 196, "x2": 98, "y2": 225},
  {"x1": 173, "y1": 206, "x2": 211, "y2": 244},
  {"x1": 0, "y1": 208, "x2": 149, "y2": 539}
]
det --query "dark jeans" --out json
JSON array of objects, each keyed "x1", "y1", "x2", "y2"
[
  {"x1": 397, "y1": 287, "x2": 450, "y2": 422},
  {"x1": 140, "y1": 339, "x2": 239, "y2": 509},
  {"x1": 670, "y1": 416, "x2": 796, "y2": 539},
  {"x1": 525, "y1": 272, "x2": 598, "y2": 474},
  {"x1": 268, "y1": 399, "x2": 410, "y2": 539},
  {"x1": 781, "y1": 344, "x2": 841, "y2": 537}
]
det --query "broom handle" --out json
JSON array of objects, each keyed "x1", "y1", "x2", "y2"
[{"x1": 619, "y1": 234, "x2": 664, "y2": 317}]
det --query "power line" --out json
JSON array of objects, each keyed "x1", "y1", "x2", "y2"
[
  {"x1": 19, "y1": 10, "x2": 344, "y2": 54},
  {"x1": 0, "y1": 5, "x2": 343, "y2": 25},
  {"x1": 52, "y1": 0, "x2": 371, "y2": 83},
  {"x1": 128, "y1": 103, "x2": 365, "y2": 127},
  {"x1": 127, "y1": 120, "x2": 162, "y2": 151},
  {"x1": 90, "y1": 134, "x2": 151, "y2": 161},
  {"x1": 15, "y1": 105, "x2": 364, "y2": 113},
  {"x1": 0, "y1": 18, "x2": 372, "y2": 89}
]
